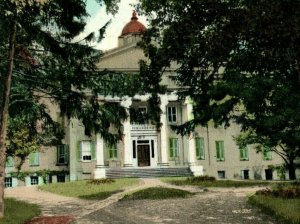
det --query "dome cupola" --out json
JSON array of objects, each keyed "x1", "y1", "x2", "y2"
[{"x1": 120, "y1": 11, "x2": 146, "y2": 37}]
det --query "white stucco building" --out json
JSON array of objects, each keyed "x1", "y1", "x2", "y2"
[{"x1": 4, "y1": 12, "x2": 291, "y2": 188}]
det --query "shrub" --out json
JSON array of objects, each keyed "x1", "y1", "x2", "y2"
[
  {"x1": 187, "y1": 175, "x2": 216, "y2": 183},
  {"x1": 256, "y1": 184, "x2": 300, "y2": 199},
  {"x1": 87, "y1": 178, "x2": 115, "y2": 185}
]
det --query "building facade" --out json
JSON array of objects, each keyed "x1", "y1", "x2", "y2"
[{"x1": 5, "y1": 12, "x2": 292, "y2": 187}]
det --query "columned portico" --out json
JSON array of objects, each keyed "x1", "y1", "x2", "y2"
[
  {"x1": 94, "y1": 133, "x2": 106, "y2": 178},
  {"x1": 158, "y1": 94, "x2": 169, "y2": 166},
  {"x1": 185, "y1": 97, "x2": 203, "y2": 176},
  {"x1": 121, "y1": 98, "x2": 133, "y2": 167}
]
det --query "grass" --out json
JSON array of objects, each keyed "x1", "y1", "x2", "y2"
[
  {"x1": 249, "y1": 194, "x2": 300, "y2": 224},
  {"x1": 161, "y1": 176, "x2": 271, "y2": 188},
  {"x1": 121, "y1": 187, "x2": 195, "y2": 200},
  {"x1": 39, "y1": 178, "x2": 139, "y2": 200},
  {"x1": 0, "y1": 198, "x2": 40, "y2": 224}
]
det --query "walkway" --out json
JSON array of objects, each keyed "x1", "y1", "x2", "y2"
[{"x1": 5, "y1": 179, "x2": 280, "y2": 224}]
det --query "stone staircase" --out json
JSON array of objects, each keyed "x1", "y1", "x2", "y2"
[{"x1": 106, "y1": 167, "x2": 193, "y2": 178}]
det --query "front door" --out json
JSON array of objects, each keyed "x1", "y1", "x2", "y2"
[{"x1": 138, "y1": 144, "x2": 150, "y2": 167}]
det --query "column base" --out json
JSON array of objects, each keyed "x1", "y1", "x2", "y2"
[
  {"x1": 69, "y1": 174, "x2": 77, "y2": 181},
  {"x1": 189, "y1": 165, "x2": 203, "y2": 176},
  {"x1": 124, "y1": 163, "x2": 133, "y2": 167},
  {"x1": 94, "y1": 165, "x2": 106, "y2": 179}
]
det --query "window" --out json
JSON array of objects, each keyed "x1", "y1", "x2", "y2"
[
  {"x1": 29, "y1": 152, "x2": 39, "y2": 166},
  {"x1": 263, "y1": 148, "x2": 272, "y2": 160},
  {"x1": 195, "y1": 137, "x2": 205, "y2": 160},
  {"x1": 169, "y1": 138, "x2": 179, "y2": 158},
  {"x1": 241, "y1": 170, "x2": 249, "y2": 179},
  {"x1": 5, "y1": 177, "x2": 12, "y2": 188},
  {"x1": 80, "y1": 141, "x2": 95, "y2": 161},
  {"x1": 57, "y1": 145, "x2": 69, "y2": 165},
  {"x1": 30, "y1": 176, "x2": 39, "y2": 185},
  {"x1": 167, "y1": 106, "x2": 177, "y2": 123},
  {"x1": 57, "y1": 174, "x2": 65, "y2": 183},
  {"x1": 265, "y1": 169, "x2": 273, "y2": 180},
  {"x1": 108, "y1": 143, "x2": 118, "y2": 159},
  {"x1": 216, "y1": 141, "x2": 225, "y2": 161},
  {"x1": 5, "y1": 156, "x2": 14, "y2": 167},
  {"x1": 137, "y1": 106, "x2": 148, "y2": 123},
  {"x1": 218, "y1": 171, "x2": 226, "y2": 179},
  {"x1": 240, "y1": 146, "x2": 249, "y2": 161}
]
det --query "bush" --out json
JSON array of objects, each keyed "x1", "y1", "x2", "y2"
[
  {"x1": 256, "y1": 184, "x2": 300, "y2": 199},
  {"x1": 121, "y1": 187, "x2": 194, "y2": 200},
  {"x1": 87, "y1": 178, "x2": 115, "y2": 185},
  {"x1": 187, "y1": 175, "x2": 216, "y2": 183}
]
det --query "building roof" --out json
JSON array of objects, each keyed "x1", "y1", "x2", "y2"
[{"x1": 120, "y1": 11, "x2": 146, "y2": 37}]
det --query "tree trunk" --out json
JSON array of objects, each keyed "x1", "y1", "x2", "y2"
[
  {"x1": 0, "y1": 21, "x2": 17, "y2": 218},
  {"x1": 287, "y1": 159, "x2": 296, "y2": 180}
]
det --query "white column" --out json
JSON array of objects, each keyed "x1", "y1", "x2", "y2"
[
  {"x1": 121, "y1": 98, "x2": 133, "y2": 167},
  {"x1": 94, "y1": 133, "x2": 106, "y2": 179},
  {"x1": 159, "y1": 95, "x2": 169, "y2": 166},
  {"x1": 185, "y1": 97, "x2": 203, "y2": 176}
]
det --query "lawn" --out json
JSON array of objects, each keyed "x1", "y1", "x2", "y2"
[
  {"x1": 121, "y1": 187, "x2": 194, "y2": 200},
  {"x1": 0, "y1": 198, "x2": 41, "y2": 224},
  {"x1": 39, "y1": 178, "x2": 140, "y2": 200},
  {"x1": 161, "y1": 176, "x2": 271, "y2": 188},
  {"x1": 249, "y1": 195, "x2": 300, "y2": 224}
]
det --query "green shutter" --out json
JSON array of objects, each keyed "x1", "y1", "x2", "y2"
[
  {"x1": 25, "y1": 176, "x2": 31, "y2": 186},
  {"x1": 65, "y1": 145, "x2": 69, "y2": 164},
  {"x1": 195, "y1": 138, "x2": 200, "y2": 158},
  {"x1": 38, "y1": 176, "x2": 44, "y2": 185},
  {"x1": 216, "y1": 142, "x2": 220, "y2": 160},
  {"x1": 196, "y1": 137, "x2": 205, "y2": 160},
  {"x1": 220, "y1": 142, "x2": 224, "y2": 161},
  {"x1": 5, "y1": 156, "x2": 13, "y2": 167},
  {"x1": 29, "y1": 152, "x2": 39, "y2": 166},
  {"x1": 77, "y1": 141, "x2": 82, "y2": 161},
  {"x1": 169, "y1": 139, "x2": 174, "y2": 158},
  {"x1": 91, "y1": 141, "x2": 96, "y2": 160},
  {"x1": 216, "y1": 141, "x2": 224, "y2": 161},
  {"x1": 244, "y1": 147, "x2": 249, "y2": 160},
  {"x1": 12, "y1": 178, "x2": 18, "y2": 188},
  {"x1": 239, "y1": 148, "x2": 244, "y2": 160}
]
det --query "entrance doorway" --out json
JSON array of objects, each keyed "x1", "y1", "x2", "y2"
[{"x1": 137, "y1": 144, "x2": 150, "y2": 167}]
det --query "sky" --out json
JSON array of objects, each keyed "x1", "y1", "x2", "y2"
[{"x1": 81, "y1": 0, "x2": 148, "y2": 51}]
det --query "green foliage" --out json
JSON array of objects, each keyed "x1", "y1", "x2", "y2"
[
  {"x1": 138, "y1": 0, "x2": 300, "y2": 179},
  {"x1": 9, "y1": 169, "x2": 69, "y2": 182},
  {"x1": 121, "y1": 187, "x2": 194, "y2": 200},
  {"x1": 87, "y1": 178, "x2": 115, "y2": 185},
  {"x1": 39, "y1": 178, "x2": 140, "y2": 200},
  {"x1": 187, "y1": 175, "x2": 216, "y2": 182},
  {"x1": 256, "y1": 182, "x2": 300, "y2": 199},
  {"x1": 0, "y1": 198, "x2": 40, "y2": 224},
  {"x1": 162, "y1": 177, "x2": 271, "y2": 188},
  {"x1": 249, "y1": 195, "x2": 300, "y2": 224}
]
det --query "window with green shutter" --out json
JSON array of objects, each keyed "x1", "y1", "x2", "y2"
[
  {"x1": 5, "y1": 156, "x2": 14, "y2": 167},
  {"x1": 80, "y1": 141, "x2": 92, "y2": 161},
  {"x1": 57, "y1": 145, "x2": 69, "y2": 165},
  {"x1": 216, "y1": 141, "x2": 225, "y2": 161},
  {"x1": 263, "y1": 147, "x2": 272, "y2": 160},
  {"x1": 108, "y1": 143, "x2": 118, "y2": 159},
  {"x1": 240, "y1": 146, "x2": 249, "y2": 161},
  {"x1": 195, "y1": 137, "x2": 205, "y2": 160},
  {"x1": 169, "y1": 138, "x2": 179, "y2": 158},
  {"x1": 29, "y1": 152, "x2": 39, "y2": 166},
  {"x1": 167, "y1": 107, "x2": 177, "y2": 123}
]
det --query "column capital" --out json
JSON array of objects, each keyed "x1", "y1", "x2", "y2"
[{"x1": 120, "y1": 97, "x2": 132, "y2": 108}]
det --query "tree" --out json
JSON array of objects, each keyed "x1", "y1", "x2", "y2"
[
  {"x1": 0, "y1": 0, "x2": 147, "y2": 217},
  {"x1": 137, "y1": 0, "x2": 300, "y2": 179}
]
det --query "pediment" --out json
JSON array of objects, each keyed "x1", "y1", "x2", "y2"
[{"x1": 97, "y1": 44, "x2": 147, "y2": 72}]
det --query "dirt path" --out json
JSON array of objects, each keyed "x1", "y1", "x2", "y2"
[{"x1": 5, "y1": 179, "x2": 279, "y2": 224}]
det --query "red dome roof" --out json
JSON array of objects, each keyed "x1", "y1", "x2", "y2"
[{"x1": 120, "y1": 11, "x2": 146, "y2": 36}]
